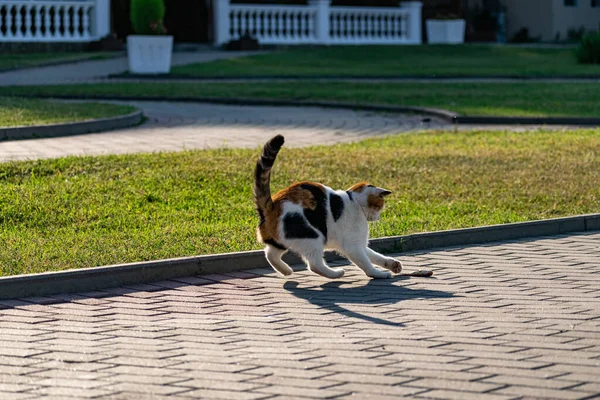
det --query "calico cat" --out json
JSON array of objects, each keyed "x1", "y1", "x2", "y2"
[{"x1": 253, "y1": 134, "x2": 402, "y2": 279}]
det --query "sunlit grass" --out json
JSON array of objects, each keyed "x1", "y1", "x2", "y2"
[
  {"x1": 0, "y1": 97, "x2": 137, "y2": 127},
  {"x1": 169, "y1": 45, "x2": 600, "y2": 77},
  {"x1": 1, "y1": 128, "x2": 599, "y2": 275},
  {"x1": 0, "y1": 81, "x2": 598, "y2": 117}
]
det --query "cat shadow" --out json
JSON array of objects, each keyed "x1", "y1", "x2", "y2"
[{"x1": 283, "y1": 276, "x2": 453, "y2": 327}]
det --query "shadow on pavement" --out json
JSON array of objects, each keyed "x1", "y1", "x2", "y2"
[{"x1": 283, "y1": 277, "x2": 453, "y2": 327}]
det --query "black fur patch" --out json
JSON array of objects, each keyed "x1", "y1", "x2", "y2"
[
  {"x1": 257, "y1": 208, "x2": 266, "y2": 227},
  {"x1": 329, "y1": 193, "x2": 344, "y2": 222},
  {"x1": 283, "y1": 213, "x2": 319, "y2": 239},
  {"x1": 264, "y1": 238, "x2": 287, "y2": 250},
  {"x1": 346, "y1": 190, "x2": 354, "y2": 201},
  {"x1": 300, "y1": 184, "x2": 327, "y2": 240}
]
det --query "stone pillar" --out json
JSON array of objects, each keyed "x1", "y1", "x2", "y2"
[
  {"x1": 94, "y1": 0, "x2": 111, "y2": 38},
  {"x1": 402, "y1": 1, "x2": 423, "y2": 44},
  {"x1": 309, "y1": 0, "x2": 330, "y2": 45},
  {"x1": 214, "y1": 0, "x2": 230, "y2": 46}
]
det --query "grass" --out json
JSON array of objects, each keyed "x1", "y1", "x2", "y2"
[
  {"x1": 0, "y1": 97, "x2": 137, "y2": 128},
  {"x1": 0, "y1": 52, "x2": 120, "y2": 71},
  {"x1": 169, "y1": 45, "x2": 600, "y2": 77},
  {"x1": 1, "y1": 128, "x2": 599, "y2": 276},
  {"x1": 0, "y1": 81, "x2": 598, "y2": 117}
]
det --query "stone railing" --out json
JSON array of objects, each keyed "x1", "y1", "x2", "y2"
[
  {"x1": 0, "y1": 0, "x2": 110, "y2": 42},
  {"x1": 214, "y1": 1, "x2": 422, "y2": 46}
]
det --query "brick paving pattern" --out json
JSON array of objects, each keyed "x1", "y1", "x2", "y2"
[
  {"x1": 0, "y1": 101, "x2": 446, "y2": 162},
  {"x1": 0, "y1": 232, "x2": 598, "y2": 399}
]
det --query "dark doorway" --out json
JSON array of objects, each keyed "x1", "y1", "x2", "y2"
[{"x1": 111, "y1": 0, "x2": 211, "y2": 43}]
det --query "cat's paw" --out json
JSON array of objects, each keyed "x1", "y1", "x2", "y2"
[
  {"x1": 368, "y1": 270, "x2": 393, "y2": 279},
  {"x1": 331, "y1": 268, "x2": 345, "y2": 279},
  {"x1": 382, "y1": 258, "x2": 403, "y2": 274},
  {"x1": 389, "y1": 259, "x2": 403, "y2": 274}
]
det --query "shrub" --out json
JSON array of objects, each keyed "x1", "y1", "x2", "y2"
[
  {"x1": 130, "y1": 0, "x2": 166, "y2": 35},
  {"x1": 576, "y1": 32, "x2": 600, "y2": 64}
]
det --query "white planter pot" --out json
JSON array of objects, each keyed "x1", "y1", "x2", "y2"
[
  {"x1": 127, "y1": 35, "x2": 173, "y2": 74},
  {"x1": 426, "y1": 19, "x2": 466, "y2": 44}
]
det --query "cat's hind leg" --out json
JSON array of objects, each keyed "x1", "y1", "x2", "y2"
[
  {"x1": 265, "y1": 245, "x2": 293, "y2": 276},
  {"x1": 365, "y1": 247, "x2": 403, "y2": 274},
  {"x1": 343, "y1": 248, "x2": 392, "y2": 279}
]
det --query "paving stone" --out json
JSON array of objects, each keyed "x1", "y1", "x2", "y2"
[{"x1": 0, "y1": 233, "x2": 599, "y2": 399}]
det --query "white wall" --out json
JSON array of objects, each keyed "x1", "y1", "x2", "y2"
[{"x1": 552, "y1": 0, "x2": 600, "y2": 41}]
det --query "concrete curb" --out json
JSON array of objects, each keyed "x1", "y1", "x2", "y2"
[
  {"x1": 9, "y1": 94, "x2": 600, "y2": 127},
  {"x1": 108, "y1": 74, "x2": 600, "y2": 82},
  {"x1": 0, "y1": 110, "x2": 144, "y2": 141},
  {"x1": 1, "y1": 214, "x2": 598, "y2": 300}
]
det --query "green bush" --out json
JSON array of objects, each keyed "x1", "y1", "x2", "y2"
[
  {"x1": 576, "y1": 32, "x2": 600, "y2": 64},
  {"x1": 130, "y1": 0, "x2": 166, "y2": 35}
]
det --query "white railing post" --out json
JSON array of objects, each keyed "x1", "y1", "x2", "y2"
[
  {"x1": 402, "y1": 1, "x2": 422, "y2": 44},
  {"x1": 214, "y1": 0, "x2": 231, "y2": 46},
  {"x1": 92, "y1": 0, "x2": 110, "y2": 39},
  {"x1": 309, "y1": 0, "x2": 330, "y2": 44}
]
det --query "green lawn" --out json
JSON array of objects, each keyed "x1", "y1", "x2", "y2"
[
  {"x1": 1, "y1": 81, "x2": 598, "y2": 117},
  {"x1": 0, "y1": 52, "x2": 120, "y2": 71},
  {"x1": 0, "y1": 97, "x2": 137, "y2": 128},
  {"x1": 169, "y1": 45, "x2": 600, "y2": 77},
  {"x1": 1, "y1": 129, "x2": 599, "y2": 276}
]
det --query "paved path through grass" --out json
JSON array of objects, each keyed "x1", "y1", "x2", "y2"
[
  {"x1": 0, "y1": 101, "x2": 447, "y2": 162},
  {"x1": 1, "y1": 232, "x2": 598, "y2": 399}
]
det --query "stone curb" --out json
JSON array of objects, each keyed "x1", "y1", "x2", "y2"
[
  {"x1": 109, "y1": 74, "x2": 600, "y2": 81},
  {"x1": 1, "y1": 213, "x2": 598, "y2": 300},
  {"x1": 10, "y1": 94, "x2": 600, "y2": 126},
  {"x1": 0, "y1": 52, "x2": 124, "y2": 74},
  {"x1": 0, "y1": 110, "x2": 144, "y2": 141}
]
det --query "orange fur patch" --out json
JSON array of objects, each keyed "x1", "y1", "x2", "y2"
[
  {"x1": 259, "y1": 182, "x2": 326, "y2": 243},
  {"x1": 348, "y1": 182, "x2": 370, "y2": 193},
  {"x1": 367, "y1": 193, "x2": 385, "y2": 210}
]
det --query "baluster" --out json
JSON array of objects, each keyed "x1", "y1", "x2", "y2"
[
  {"x1": 353, "y1": 13, "x2": 359, "y2": 41},
  {"x1": 23, "y1": 4, "x2": 32, "y2": 39},
  {"x1": 82, "y1": 5, "x2": 90, "y2": 38},
  {"x1": 54, "y1": 5, "x2": 61, "y2": 38},
  {"x1": 33, "y1": 5, "x2": 42, "y2": 39},
  {"x1": 290, "y1": 12, "x2": 297, "y2": 39},
  {"x1": 360, "y1": 14, "x2": 366, "y2": 39},
  {"x1": 44, "y1": 6, "x2": 51, "y2": 38},
  {"x1": 231, "y1": 10, "x2": 238, "y2": 37},
  {"x1": 73, "y1": 6, "x2": 81, "y2": 39},
  {"x1": 248, "y1": 11, "x2": 255, "y2": 37},
  {"x1": 240, "y1": 11, "x2": 247, "y2": 37},
  {"x1": 65, "y1": 6, "x2": 73, "y2": 38},
  {"x1": 287, "y1": 12, "x2": 293, "y2": 39},
  {"x1": 4, "y1": 5, "x2": 13, "y2": 39},
  {"x1": 307, "y1": 10, "x2": 314, "y2": 40},
  {"x1": 14, "y1": 5, "x2": 23, "y2": 38}
]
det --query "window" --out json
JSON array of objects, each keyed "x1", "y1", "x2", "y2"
[
  {"x1": 564, "y1": 0, "x2": 577, "y2": 6},
  {"x1": 592, "y1": 0, "x2": 600, "y2": 7}
]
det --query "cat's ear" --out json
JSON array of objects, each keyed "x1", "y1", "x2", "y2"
[{"x1": 377, "y1": 188, "x2": 392, "y2": 197}]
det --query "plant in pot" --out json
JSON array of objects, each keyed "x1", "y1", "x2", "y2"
[
  {"x1": 127, "y1": 0, "x2": 173, "y2": 74},
  {"x1": 426, "y1": 12, "x2": 466, "y2": 44}
]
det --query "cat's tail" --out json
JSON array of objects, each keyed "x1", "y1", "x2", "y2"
[{"x1": 254, "y1": 135, "x2": 285, "y2": 212}]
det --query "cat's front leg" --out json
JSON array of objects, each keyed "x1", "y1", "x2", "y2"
[
  {"x1": 343, "y1": 248, "x2": 392, "y2": 279},
  {"x1": 365, "y1": 248, "x2": 403, "y2": 274}
]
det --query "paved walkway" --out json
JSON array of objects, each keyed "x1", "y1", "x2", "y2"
[
  {"x1": 0, "y1": 101, "x2": 447, "y2": 162},
  {"x1": 0, "y1": 50, "x2": 264, "y2": 86},
  {"x1": 1, "y1": 232, "x2": 599, "y2": 399}
]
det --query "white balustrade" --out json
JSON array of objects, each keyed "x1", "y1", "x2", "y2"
[
  {"x1": 0, "y1": 0, "x2": 110, "y2": 42},
  {"x1": 216, "y1": 1, "x2": 422, "y2": 46},
  {"x1": 229, "y1": 5, "x2": 319, "y2": 45}
]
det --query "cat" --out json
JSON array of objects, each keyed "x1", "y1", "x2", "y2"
[{"x1": 253, "y1": 134, "x2": 402, "y2": 279}]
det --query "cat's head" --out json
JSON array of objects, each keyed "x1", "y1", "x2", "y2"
[{"x1": 347, "y1": 182, "x2": 392, "y2": 221}]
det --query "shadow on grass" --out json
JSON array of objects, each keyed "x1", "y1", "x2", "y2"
[{"x1": 283, "y1": 277, "x2": 453, "y2": 327}]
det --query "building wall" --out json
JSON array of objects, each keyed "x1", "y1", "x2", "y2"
[
  {"x1": 552, "y1": 0, "x2": 600, "y2": 41},
  {"x1": 501, "y1": 0, "x2": 554, "y2": 41}
]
